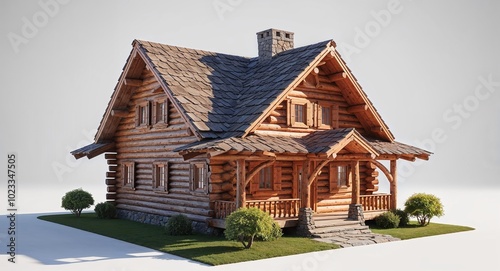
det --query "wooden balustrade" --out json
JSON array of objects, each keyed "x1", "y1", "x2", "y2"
[
  {"x1": 246, "y1": 199, "x2": 301, "y2": 218},
  {"x1": 213, "y1": 200, "x2": 236, "y2": 219},
  {"x1": 213, "y1": 198, "x2": 301, "y2": 219},
  {"x1": 360, "y1": 194, "x2": 391, "y2": 211}
]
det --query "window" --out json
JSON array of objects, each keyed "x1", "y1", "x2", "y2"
[
  {"x1": 135, "y1": 101, "x2": 150, "y2": 128},
  {"x1": 329, "y1": 163, "x2": 350, "y2": 192},
  {"x1": 123, "y1": 162, "x2": 135, "y2": 189},
  {"x1": 289, "y1": 100, "x2": 312, "y2": 128},
  {"x1": 337, "y1": 165, "x2": 348, "y2": 187},
  {"x1": 259, "y1": 166, "x2": 273, "y2": 189},
  {"x1": 153, "y1": 162, "x2": 168, "y2": 192},
  {"x1": 152, "y1": 98, "x2": 168, "y2": 126},
  {"x1": 321, "y1": 106, "x2": 332, "y2": 126},
  {"x1": 190, "y1": 162, "x2": 208, "y2": 193}
]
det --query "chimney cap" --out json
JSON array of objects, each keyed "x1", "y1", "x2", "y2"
[{"x1": 256, "y1": 28, "x2": 294, "y2": 40}]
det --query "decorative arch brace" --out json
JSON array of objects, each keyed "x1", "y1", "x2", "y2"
[{"x1": 370, "y1": 159, "x2": 398, "y2": 209}]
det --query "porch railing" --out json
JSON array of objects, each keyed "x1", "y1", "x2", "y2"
[
  {"x1": 213, "y1": 199, "x2": 301, "y2": 219},
  {"x1": 360, "y1": 194, "x2": 391, "y2": 211}
]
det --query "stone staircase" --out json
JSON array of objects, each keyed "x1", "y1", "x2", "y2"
[{"x1": 311, "y1": 213, "x2": 400, "y2": 247}]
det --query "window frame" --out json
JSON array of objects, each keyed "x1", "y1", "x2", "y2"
[
  {"x1": 190, "y1": 161, "x2": 208, "y2": 194},
  {"x1": 258, "y1": 166, "x2": 273, "y2": 190},
  {"x1": 152, "y1": 98, "x2": 169, "y2": 127},
  {"x1": 123, "y1": 161, "x2": 136, "y2": 189},
  {"x1": 329, "y1": 163, "x2": 351, "y2": 192},
  {"x1": 135, "y1": 101, "x2": 151, "y2": 128},
  {"x1": 289, "y1": 99, "x2": 312, "y2": 128},
  {"x1": 153, "y1": 161, "x2": 169, "y2": 193}
]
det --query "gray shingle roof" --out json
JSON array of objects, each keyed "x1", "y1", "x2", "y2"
[{"x1": 136, "y1": 40, "x2": 331, "y2": 139}]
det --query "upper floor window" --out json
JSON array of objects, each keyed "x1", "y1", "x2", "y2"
[
  {"x1": 289, "y1": 99, "x2": 312, "y2": 128},
  {"x1": 153, "y1": 98, "x2": 168, "y2": 126},
  {"x1": 321, "y1": 106, "x2": 331, "y2": 126},
  {"x1": 135, "y1": 101, "x2": 150, "y2": 128}
]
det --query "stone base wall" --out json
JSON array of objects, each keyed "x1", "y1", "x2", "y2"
[
  {"x1": 116, "y1": 209, "x2": 220, "y2": 235},
  {"x1": 347, "y1": 204, "x2": 365, "y2": 225},
  {"x1": 296, "y1": 208, "x2": 316, "y2": 237}
]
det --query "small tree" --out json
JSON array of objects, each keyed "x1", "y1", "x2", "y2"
[
  {"x1": 61, "y1": 188, "x2": 94, "y2": 217},
  {"x1": 404, "y1": 193, "x2": 444, "y2": 226},
  {"x1": 225, "y1": 207, "x2": 282, "y2": 249}
]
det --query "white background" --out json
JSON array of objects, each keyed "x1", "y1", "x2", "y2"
[{"x1": 0, "y1": 0, "x2": 499, "y2": 270}]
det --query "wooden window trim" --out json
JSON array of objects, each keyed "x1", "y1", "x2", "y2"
[
  {"x1": 289, "y1": 99, "x2": 312, "y2": 128},
  {"x1": 250, "y1": 164, "x2": 282, "y2": 194},
  {"x1": 123, "y1": 161, "x2": 136, "y2": 190},
  {"x1": 329, "y1": 163, "x2": 351, "y2": 192},
  {"x1": 153, "y1": 161, "x2": 169, "y2": 193},
  {"x1": 152, "y1": 98, "x2": 169, "y2": 128},
  {"x1": 316, "y1": 101, "x2": 338, "y2": 129},
  {"x1": 135, "y1": 101, "x2": 151, "y2": 129},
  {"x1": 190, "y1": 161, "x2": 208, "y2": 194}
]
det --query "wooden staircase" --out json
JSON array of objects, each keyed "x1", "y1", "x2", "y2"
[{"x1": 310, "y1": 213, "x2": 370, "y2": 239}]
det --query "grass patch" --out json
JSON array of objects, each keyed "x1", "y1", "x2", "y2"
[
  {"x1": 38, "y1": 213, "x2": 338, "y2": 265},
  {"x1": 369, "y1": 221, "x2": 474, "y2": 240}
]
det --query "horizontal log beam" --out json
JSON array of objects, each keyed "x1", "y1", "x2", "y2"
[
  {"x1": 347, "y1": 104, "x2": 368, "y2": 113},
  {"x1": 335, "y1": 153, "x2": 376, "y2": 160},
  {"x1": 328, "y1": 72, "x2": 347, "y2": 82},
  {"x1": 124, "y1": 78, "x2": 143, "y2": 87},
  {"x1": 111, "y1": 109, "x2": 129, "y2": 118}
]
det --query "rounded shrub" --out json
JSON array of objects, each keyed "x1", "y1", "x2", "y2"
[
  {"x1": 94, "y1": 202, "x2": 117, "y2": 219},
  {"x1": 391, "y1": 209, "x2": 409, "y2": 227},
  {"x1": 61, "y1": 188, "x2": 94, "y2": 217},
  {"x1": 404, "y1": 193, "x2": 444, "y2": 226},
  {"x1": 375, "y1": 211, "x2": 400, "y2": 229},
  {"x1": 225, "y1": 207, "x2": 282, "y2": 249},
  {"x1": 165, "y1": 214, "x2": 192, "y2": 235}
]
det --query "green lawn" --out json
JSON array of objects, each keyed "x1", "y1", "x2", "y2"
[
  {"x1": 38, "y1": 213, "x2": 338, "y2": 265},
  {"x1": 370, "y1": 221, "x2": 474, "y2": 240}
]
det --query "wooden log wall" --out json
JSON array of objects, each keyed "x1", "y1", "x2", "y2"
[
  {"x1": 113, "y1": 68, "x2": 209, "y2": 222},
  {"x1": 105, "y1": 152, "x2": 117, "y2": 202},
  {"x1": 257, "y1": 84, "x2": 366, "y2": 135}
]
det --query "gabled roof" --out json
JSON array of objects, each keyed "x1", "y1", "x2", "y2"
[
  {"x1": 136, "y1": 39, "x2": 331, "y2": 139},
  {"x1": 74, "y1": 33, "x2": 429, "y2": 160}
]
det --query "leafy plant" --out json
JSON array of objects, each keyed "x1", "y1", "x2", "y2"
[
  {"x1": 94, "y1": 202, "x2": 117, "y2": 219},
  {"x1": 391, "y1": 209, "x2": 409, "y2": 227},
  {"x1": 61, "y1": 188, "x2": 94, "y2": 217},
  {"x1": 404, "y1": 193, "x2": 444, "y2": 226},
  {"x1": 225, "y1": 207, "x2": 282, "y2": 249},
  {"x1": 165, "y1": 214, "x2": 192, "y2": 235},
  {"x1": 375, "y1": 211, "x2": 400, "y2": 229}
]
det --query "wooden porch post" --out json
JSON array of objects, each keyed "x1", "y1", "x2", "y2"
[
  {"x1": 390, "y1": 160, "x2": 397, "y2": 209},
  {"x1": 236, "y1": 159, "x2": 246, "y2": 209},
  {"x1": 351, "y1": 160, "x2": 360, "y2": 204},
  {"x1": 301, "y1": 160, "x2": 311, "y2": 208}
]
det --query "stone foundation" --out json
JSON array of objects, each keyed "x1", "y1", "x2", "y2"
[
  {"x1": 296, "y1": 208, "x2": 316, "y2": 237},
  {"x1": 347, "y1": 204, "x2": 365, "y2": 225},
  {"x1": 116, "y1": 209, "x2": 220, "y2": 235}
]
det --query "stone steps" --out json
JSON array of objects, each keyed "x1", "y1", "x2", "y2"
[{"x1": 310, "y1": 214, "x2": 400, "y2": 247}]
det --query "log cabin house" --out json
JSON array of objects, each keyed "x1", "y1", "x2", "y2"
[{"x1": 72, "y1": 29, "x2": 431, "y2": 235}]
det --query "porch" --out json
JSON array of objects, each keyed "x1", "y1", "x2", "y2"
[{"x1": 209, "y1": 193, "x2": 392, "y2": 228}]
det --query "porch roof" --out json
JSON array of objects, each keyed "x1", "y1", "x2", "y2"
[{"x1": 177, "y1": 128, "x2": 431, "y2": 160}]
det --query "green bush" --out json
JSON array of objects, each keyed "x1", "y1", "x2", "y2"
[
  {"x1": 404, "y1": 193, "x2": 444, "y2": 226},
  {"x1": 94, "y1": 202, "x2": 116, "y2": 219},
  {"x1": 375, "y1": 211, "x2": 400, "y2": 229},
  {"x1": 225, "y1": 207, "x2": 282, "y2": 249},
  {"x1": 391, "y1": 209, "x2": 409, "y2": 227},
  {"x1": 165, "y1": 214, "x2": 192, "y2": 235},
  {"x1": 61, "y1": 188, "x2": 94, "y2": 217}
]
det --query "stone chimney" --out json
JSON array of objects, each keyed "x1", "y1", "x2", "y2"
[{"x1": 257, "y1": 28, "x2": 294, "y2": 60}]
